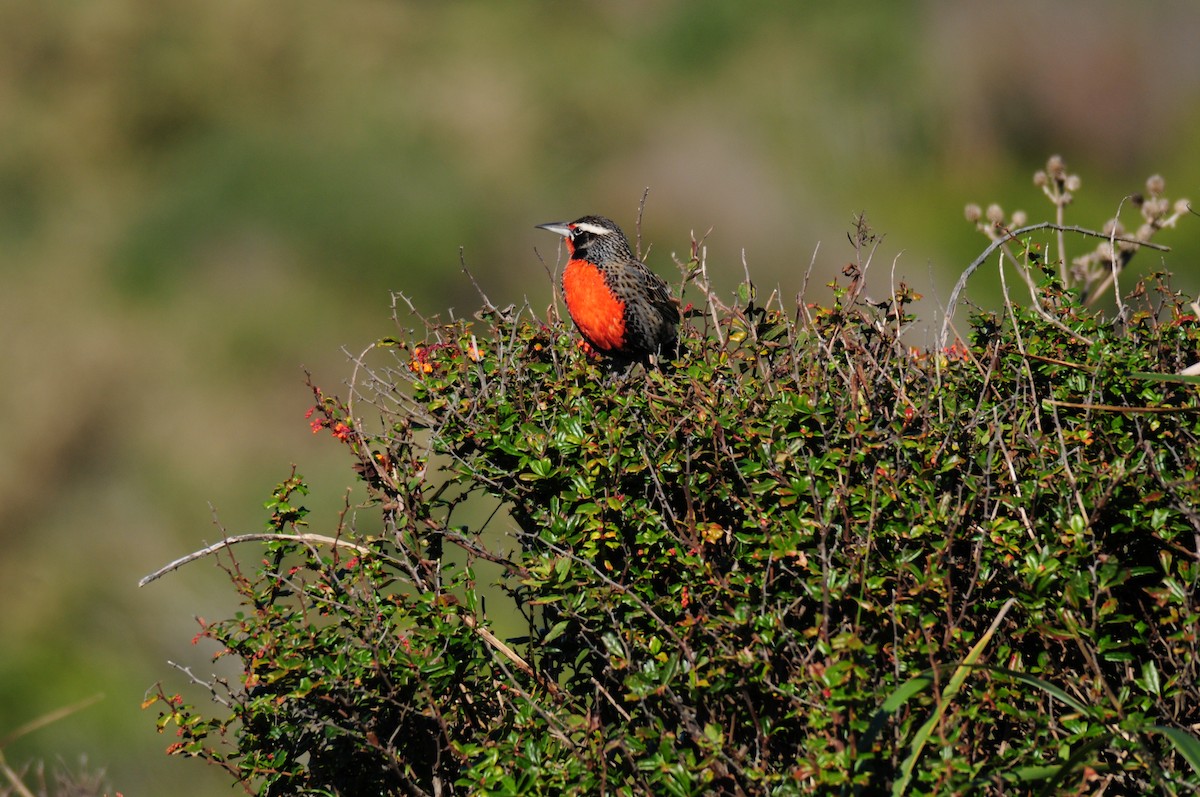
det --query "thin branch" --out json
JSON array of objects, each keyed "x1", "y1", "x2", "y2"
[
  {"x1": 797, "y1": 241, "x2": 820, "y2": 328},
  {"x1": 165, "y1": 662, "x2": 231, "y2": 708},
  {"x1": 1080, "y1": 197, "x2": 1139, "y2": 310},
  {"x1": 591, "y1": 677, "x2": 633, "y2": 722},
  {"x1": 1006, "y1": 245, "x2": 1095, "y2": 346},
  {"x1": 0, "y1": 694, "x2": 104, "y2": 749},
  {"x1": 141, "y1": 532, "x2": 554, "y2": 700},
  {"x1": 0, "y1": 758, "x2": 37, "y2": 797},
  {"x1": 138, "y1": 533, "x2": 373, "y2": 587},
  {"x1": 940, "y1": 222, "x2": 1170, "y2": 347},
  {"x1": 391, "y1": 290, "x2": 436, "y2": 329},
  {"x1": 1056, "y1": 194, "x2": 1068, "y2": 283},
  {"x1": 1110, "y1": 197, "x2": 1130, "y2": 321},
  {"x1": 635, "y1": 186, "x2": 651, "y2": 262},
  {"x1": 461, "y1": 248, "x2": 498, "y2": 314},
  {"x1": 1042, "y1": 399, "x2": 1200, "y2": 414},
  {"x1": 461, "y1": 613, "x2": 560, "y2": 697}
]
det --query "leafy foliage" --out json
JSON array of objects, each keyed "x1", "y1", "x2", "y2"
[{"x1": 148, "y1": 184, "x2": 1200, "y2": 795}]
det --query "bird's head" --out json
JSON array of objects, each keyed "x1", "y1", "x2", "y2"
[{"x1": 536, "y1": 215, "x2": 632, "y2": 260}]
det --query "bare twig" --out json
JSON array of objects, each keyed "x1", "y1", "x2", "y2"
[
  {"x1": 591, "y1": 677, "x2": 633, "y2": 722},
  {"x1": 1109, "y1": 197, "x2": 1130, "y2": 321},
  {"x1": 1006, "y1": 245, "x2": 1096, "y2": 346},
  {"x1": 138, "y1": 533, "x2": 373, "y2": 587},
  {"x1": 1042, "y1": 399, "x2": 1200, "y2": 414},
  {"x1": 460, "y1": 248, "x2": 498, "y2": 314},
  {"x1": 0, "y1": 760, "x2": 37, "y2": 797},
  {"x1": 0, "y1": 694, "x2": 104, "y2": 750},
  {"x1": 461, "y1": 613, "x2": 560, "y2": 697},
  {"x1": 797, "y1": 241, "x2": 820, "y2": 328},
  {"x1": 940, "y1": 222, "x2": 1169, "y2": 347},
  {"x1": 141, "y1": 532, "x2": 552, "y2": 699},
  {"x1": 1056, "y1": 203, "x2": 1068, "y2": 283},
  {"x1": 681, "y1": 230, "x2": 725, "y2": 348},
  {"x1": 635, "y1": 186, "x2": 651, "y2": 262},
  {"x1": 164, "y1": 662, "x2": 231, "y2": 708}
]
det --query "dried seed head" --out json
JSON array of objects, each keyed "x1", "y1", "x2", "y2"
[
  {"x1": 986, "y1": 203, "x2": 1005, "y2": 224},
  {"x1": 1146, "y1": 174, "x2": 1166, "y2": 195},
  {"x1": 1047, "y1": 154, "x2": 1066, "y2": 178},
  {"x1": 964, "y1": 203, "x2": 982, "y2": 222},
  {"x1": 1064, "y1": 174, "x2": 1081, "y2": 192},
  {"x1": 1174, "y1": 198, "x2": 1191, "y2": 215},
  {"x1": 1033, "y1": 170, "x2": 1048, "y2": 188},
  {"x1": 1011, "y1": 210, "x2": 1027, "y2": 227}
]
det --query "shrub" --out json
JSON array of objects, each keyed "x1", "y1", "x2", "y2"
[{"x1": 146, "y1": 160, "x2": 1200, "y2": 795}]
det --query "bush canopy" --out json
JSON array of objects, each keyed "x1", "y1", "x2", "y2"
[{"x1": 147, "y1": 169, "x2": 1200, "y2": 796}]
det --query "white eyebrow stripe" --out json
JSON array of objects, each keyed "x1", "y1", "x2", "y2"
[{"x1": 573, "y1": 222, "x2": 613, "y2": 236}]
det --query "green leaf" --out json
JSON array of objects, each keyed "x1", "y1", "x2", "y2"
[
  {"x1": 1140, "y1": 660, "x2": 1161, "y2": 697},
  {"x1": 1150, "y1": 725, "x2": 1200, "y2": 775},
  {"x1": 542, "y1": 620, "x2": 570, "y2": 645}
]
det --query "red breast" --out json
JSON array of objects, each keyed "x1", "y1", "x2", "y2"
[
  {"x1": 561, "y1": 257, "x2": 628, "y2": 352},
  {"x1": 537, "y1": 215, "x2": 679, "y2": 361}
]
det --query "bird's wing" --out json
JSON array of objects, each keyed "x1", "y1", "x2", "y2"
[{"x1": 638, "y1": 265, "x2": 681, "y2": 321}]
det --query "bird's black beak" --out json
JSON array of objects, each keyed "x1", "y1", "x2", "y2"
[{"x1": 535, "y1": 222, "x2": 573, "y2": 238}]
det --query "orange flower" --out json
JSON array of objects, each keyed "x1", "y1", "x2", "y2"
[{"x1": 409, "y1": 346, "x2": 432, "y2": 373}]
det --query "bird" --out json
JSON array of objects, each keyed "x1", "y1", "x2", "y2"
[{"x1": 536, "y1": 215, "x2": 680, "y2": 365}]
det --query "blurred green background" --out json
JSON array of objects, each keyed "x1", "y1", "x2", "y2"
[{"x1": 2, "y1": 1, "x2": 1198, "y2": 792}]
